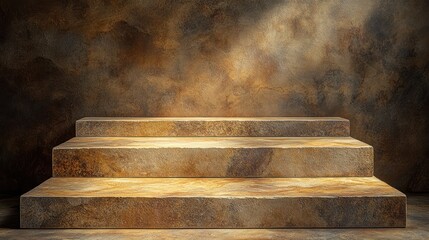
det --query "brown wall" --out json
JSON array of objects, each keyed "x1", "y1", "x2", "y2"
[{"x1": 0, "y1": 0, "x2": 428, "y2": 193}]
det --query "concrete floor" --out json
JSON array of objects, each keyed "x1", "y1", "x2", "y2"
[{"x1": 0, "y1": 194, "x2": 428, "y2": 239}]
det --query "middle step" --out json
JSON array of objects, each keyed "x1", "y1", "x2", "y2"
[{"x1": 53, "y1": 137, "x2": 373, "y2": 177}]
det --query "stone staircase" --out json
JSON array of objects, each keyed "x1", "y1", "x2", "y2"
[{"x1": 20, "y1": 117, "x2": 406, "y2": 228}]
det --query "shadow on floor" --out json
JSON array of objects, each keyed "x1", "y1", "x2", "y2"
[{"x1": 0, "y1": 195, "x2": 19, "y2": 229}]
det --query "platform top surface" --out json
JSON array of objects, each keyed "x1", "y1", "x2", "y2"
[
  {"x1": 54, "y1": 137, "x2": 370, "y2": 149},
  {"x1": 22, "y1": 177, "x2": 403, "y2": 198},
  {"x1": 77, "y1": 117, "x2": 349, "y2": 122}
]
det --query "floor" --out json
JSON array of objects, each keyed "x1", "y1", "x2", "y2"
[{"x1": 0, "y1": 194, "x2": 428, "y2": 239}]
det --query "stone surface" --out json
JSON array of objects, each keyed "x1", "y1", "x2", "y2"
[
  {"x1": 76, "y1": 117, "x2": 350, "y2": 137},
  {"x1": 4, "y1": 194, "x2": 429, "y2": 239},
  {"x1": 20, "y1": 177, "x2": 406, "y2": 229},
  {"x1": 52, "y1": 136, "x2": 373, "y2": 177},
  {"x1": 1, "y1": 1, "x2": 429, "y2": 194}
]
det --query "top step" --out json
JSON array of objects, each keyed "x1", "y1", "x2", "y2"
[{"x1": 76, "y1": 117, "x2": 350, "y2": 137}]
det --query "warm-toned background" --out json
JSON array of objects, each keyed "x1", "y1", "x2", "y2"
[{"x1": 0, "y1": 0, "x2": 428, "y2": 193}]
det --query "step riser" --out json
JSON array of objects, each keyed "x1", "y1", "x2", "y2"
[
  {"x1": 20, "y1": 196, "x2": 405, "y2": 228},
  {"x1": 20, "y1": 116, "x2": 406, "y2": 229},
  {"x1": 53, "y1": 148, "x2": 373, "y2": 177},
  {"x1": 76, "y1": 120, "x2": 350, "y2": 137}
]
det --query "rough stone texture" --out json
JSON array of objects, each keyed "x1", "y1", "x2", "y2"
[
  {"x1": 4, "y1": 194, "x2": 429, "y2": 239},
  {"x1": 52, "y1": 136, "x2": 373, "y2": 177},
  {"x1": 0, "y1": 0, "x2": 428, "y2": 193},
  {"x1": 76, "y1": 117, "x2": 350, "y2": 137},
  {"x1": 20, "y1": 177, "x2": 406, "y2": 228}
]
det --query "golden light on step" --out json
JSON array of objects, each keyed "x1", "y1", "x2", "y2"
[{"x1": 20, "y1": 117, "x2": 406, "y2": 229}]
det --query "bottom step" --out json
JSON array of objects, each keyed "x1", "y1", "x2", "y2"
[{"x1": 20, "y1": 177, "x2": 406, "y2": 228}]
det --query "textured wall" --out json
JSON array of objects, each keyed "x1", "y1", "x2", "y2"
[{"x1": 0, "y1": 0, "x2": 428, "y2": 193}]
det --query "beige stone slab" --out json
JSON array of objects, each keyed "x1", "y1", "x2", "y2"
[
  {"x1": 20, "y1": 177, "x2": 406, "y2": 228},
  {"x1": 76, "y1": 117, "x2": 350, "y2": 137},
  {"x1": 5, "y1": 194, "x2": 429, "y2": 239},
  {"x1": 52, "y1": 137, "x2": 373, "y2": 177},
  {"x1": 3, "y1": 228, "x2": 429, "y2": 240}
]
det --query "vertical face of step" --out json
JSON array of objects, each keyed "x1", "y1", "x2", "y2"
[
  {"x1": 76, "y1": 117, "x2": 350, "y2": 137},
  {"x1": 52, "y1": 137, "x2": 373, "y2": 177},
  {"x1": 20, "y1": 177, "x2": 406, "y2": 228},
  {"x1": 20, "y1": 116, "x2": 406, "y2": 229}
]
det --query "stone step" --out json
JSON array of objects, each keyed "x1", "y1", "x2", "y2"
[
  {"x1": 52, "y1": 137, "x2": 373, "y2": 177},
  {"x1": 20, "y1": 177, "x2": 406, "y2": 228},
  {"x1": 76, "y1": 117, "x2": 350, "y2": 137}
]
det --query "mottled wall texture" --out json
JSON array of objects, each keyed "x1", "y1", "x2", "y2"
[{"x1": 0, "y1": 0, "x2": 428, "y2": 193}]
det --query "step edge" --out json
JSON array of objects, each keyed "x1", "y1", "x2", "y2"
[
  {"x1": 20, "y1": 177, "x2": 404, "y2": 198},
  {"x1": 76, "y1": 117, "x2": 350, "y2": 122},
  {"x1": 53, "y1": 137, "x2": 372, "y2": 149}
]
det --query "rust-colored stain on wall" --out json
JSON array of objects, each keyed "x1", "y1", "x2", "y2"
[{"x1": 0, "y1": 0, "x2": 428, "y2": 193}]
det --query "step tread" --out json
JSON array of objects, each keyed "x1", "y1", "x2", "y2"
[
  {"x1": 55, "y1": 137, "x2": 370, "y2": 149},
  {"x1": 21, "y1": 177, "x2": 405, "y2": 228},
  {"x1": 77, "y1": 117, "x2": 349, "y2": 122},
  {"x1": 78, "y1": 117, "x2": 349, "y2": 122},
  {"x1": 23, "y1": 177, "x2": 403, "y2": 198}
]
